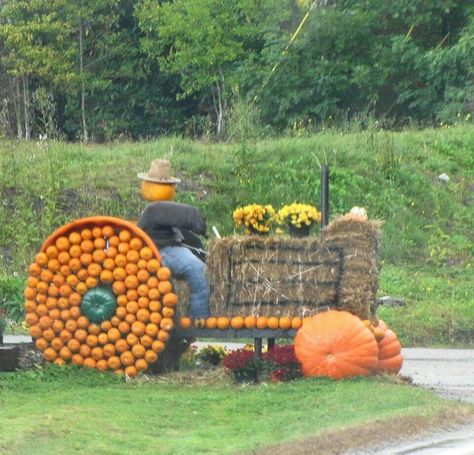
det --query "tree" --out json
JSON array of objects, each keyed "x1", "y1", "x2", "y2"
[
  {"x1": 0, "y1": 0, "x2": 75, "y2": 138},
  {"x1": 137, "y1": 0, "x2": 293, "y2": 137},
  {"x1": 254, "y1": 0, "x2": 473, "y2": 128}
]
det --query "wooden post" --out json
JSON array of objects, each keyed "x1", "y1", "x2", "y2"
[{"x1": 254, "y1": 338, "x2": 263, "y2": 359}]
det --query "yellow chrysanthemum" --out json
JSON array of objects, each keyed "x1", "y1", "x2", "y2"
[
  {"x1": 233, "y1": 204, "x2": 276, "y2": 234},
  {"x1": 278, "y1": 203, "x2": 321, "y2": 227}
]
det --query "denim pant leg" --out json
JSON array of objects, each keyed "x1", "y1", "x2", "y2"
[{"x1": 159, "y1": 246, "x2": 210, "y2": 319}]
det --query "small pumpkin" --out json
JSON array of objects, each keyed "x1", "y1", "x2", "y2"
[
  {"x1": 279, "y1": 316, "x2": 292, "y2": 330},
  {"x1": 376, "y1": 329, "x2": 403, "y2": 374},
  {"x1": 217, "y1": 317, "x2": 230, "y2": 330},
  {"x1": 294, "y1": 310, "x2": 379, "y2": 379},
  {"x1": 230, "y1": 316, "x2": 245, "y2": 330},
  {"x1": 193, "y1": 318, "x2": 206, "y2": 329},
  {"x1": 291, "y1": 317, "x2": 302, "y2": 330},
  {"x1": 179, "y1": 317, "x2": 192, "y2": 329},
  {"x1": 206, "y1": 317, "x2": 218, "y2": 329},
  {"x1": 140, "y1": 180, "x2": 176, "y2": 201},
  {"x1": 267, "y1": 316, "x2": 279, "y2": 330},
  {"x1": 256, "y1": 316, "x2": 268, "y2": 330},
  {"x1": 244, "y1": 315, "x2": 256, "y2": 329}
]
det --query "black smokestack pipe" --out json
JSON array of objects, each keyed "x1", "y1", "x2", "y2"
[{"x1": 321, "y1": 164, "x2": 329, "y2": 230}]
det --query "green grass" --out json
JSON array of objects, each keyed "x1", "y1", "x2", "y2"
[
  {"x1": 0, "y1": 125, "x2": 473, "y2": 344},
  {"x1": 0, "y1": 366, "x2": 469, "y2": 454},
  {"x1": 378, "y1": 264, "x2": 474, "y2": 346}
]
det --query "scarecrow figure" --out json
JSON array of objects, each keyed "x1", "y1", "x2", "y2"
[{"x1": 136, "y1": 159, "x2": 210, "y2": 319}]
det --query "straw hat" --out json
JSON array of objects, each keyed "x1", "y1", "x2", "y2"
[{"x1": 137, "y1": 159, "x2": 180, "y2": 184}]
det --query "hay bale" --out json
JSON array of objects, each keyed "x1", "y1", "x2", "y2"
[
  {"x1": 173, "y1": 217, "x2": 382, "y2": 322},
  {"x1": 323, "y1": 217, "x2": 383, "y2": 322},
  {"x1": 206, "y1": 235, "x2": 343, "y2": 318}
]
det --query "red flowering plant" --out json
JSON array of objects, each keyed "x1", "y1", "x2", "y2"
[
  {"x1": 223, "y1": 345, "x2": 302, "y2": 383},
  {"x1": 223, "y1": 348, "x2": 263, "y2": 383},
  {"x1": 263, "y1": 345, "x2": 302, "y2": 382}
]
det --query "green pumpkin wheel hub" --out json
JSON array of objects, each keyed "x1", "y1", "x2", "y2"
[{"x1": 81, "y1": 287, "x2": 117, "y2": 323}]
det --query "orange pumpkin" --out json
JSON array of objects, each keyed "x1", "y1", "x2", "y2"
[
  {"x1": 376, "y1": 329, "x2": 403, "y2": 374},
  {"x1": 294, "y1": 310, "x2": 379, "y2": 379},
  {"x1": 244, "y1": 315, "x2": 256, "y2": 329},
  {"x1": 179, "y1": 317, "x2": 192, "y2": 329},
  {"x1": 230, "y1": 316, "x2": 245, "y2": 330},
  {"x1": 256, "y1": 316, "x2": 268, "y2": 330},
  {"x1": 140, "y1": 180, "x2": 176, "y2": 202},
  {"x1": 217, "y1": 317, "x2": 230, "y2": 330},
  {"x1": 267, "y1": 316, "x2": 279, "y2": 330},
  {"x1": 291, "y1": 317, "x2": 302, "y2": 330},
  {"x1": 205, "y1": 317, "x2": 218, "y2": 329},
  {"x1": 279, "y1": 316, "x2": 292, "y2": 330}
]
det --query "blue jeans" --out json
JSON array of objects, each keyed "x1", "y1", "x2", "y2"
[{"x1": 159, "y1": 246, "x2": 210, "y2": 319}]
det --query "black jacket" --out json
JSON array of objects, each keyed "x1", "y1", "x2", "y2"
[{"x1": 137, "y1": 202, "x2": 206, "y2": 250}]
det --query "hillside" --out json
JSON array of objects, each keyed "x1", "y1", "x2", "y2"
[{"x1": 1, "y1": 125, "x2": 473, "y2": 344}]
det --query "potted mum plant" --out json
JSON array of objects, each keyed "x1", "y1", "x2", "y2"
[
  {"x1": 233, "y1": 204, "x2": 276, "y2": 235},
  {"x1": 278, "y1": 203, "x2": 321, "y2": 237}
]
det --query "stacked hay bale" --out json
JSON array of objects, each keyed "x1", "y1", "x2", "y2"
[
  {"x1": 323, "y1": 217, "x2": 382, "y2": 322},
  {"x1": 174, "y1": 216, "x2": 382, "y2": 323}
]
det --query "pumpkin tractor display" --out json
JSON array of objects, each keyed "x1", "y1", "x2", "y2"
[{"x1": 23, "y1": 168, "x2": 403, "y2": 379}]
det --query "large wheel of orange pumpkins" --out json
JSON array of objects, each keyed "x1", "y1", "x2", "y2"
[{"x1": 24, "y1": 216, "x2": 177, "y2": 377}]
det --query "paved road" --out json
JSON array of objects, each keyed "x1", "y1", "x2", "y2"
[
  {"x1": 401, "y1": 348, "x2": 474, "y2": 403},
  {"x1": 358, "y1": 348, "x2": 474, "y2": 455}
]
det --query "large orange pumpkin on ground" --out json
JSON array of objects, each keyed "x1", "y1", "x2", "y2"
[
  {"x1": 294, "y1": 310, "x2": 379, "y2": 379},
  {"x1": 376, "y1": 329, "x2": 403, "y2": 374}
]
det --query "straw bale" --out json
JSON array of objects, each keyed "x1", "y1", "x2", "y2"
[
  {"x1": 206, "y1": 235, "x2": 343, "y2": 318},
  {"x1": 173, "y1": 217, "x2": 382, "y2": 323},
  {"x1": 323, "y1": 217, "x2": 383, "y2": 322}
]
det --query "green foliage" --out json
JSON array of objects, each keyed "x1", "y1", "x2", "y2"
[
  {"x1": 0, "y1": 363, "x2": 123, "y2": 392},
  {"x1": 0, "y1": 274, "x2": 24, "y2": 323},
  {"x1": 256, "y1": 0, "x2": 474, "y2": 129},
  {"x1": 1, "y1": 0, "x2": 472, "y2": 138},
  {"x1": 0, "y1": 0, "x2": 76, "y2": 83},
  {"x1": 1, "y1": 125, "x2": 472, "y2": 271}
]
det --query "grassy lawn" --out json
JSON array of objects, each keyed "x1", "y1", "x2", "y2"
[{"x1": 1, "y1": 366, "x2": 471, "y2": 454}]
